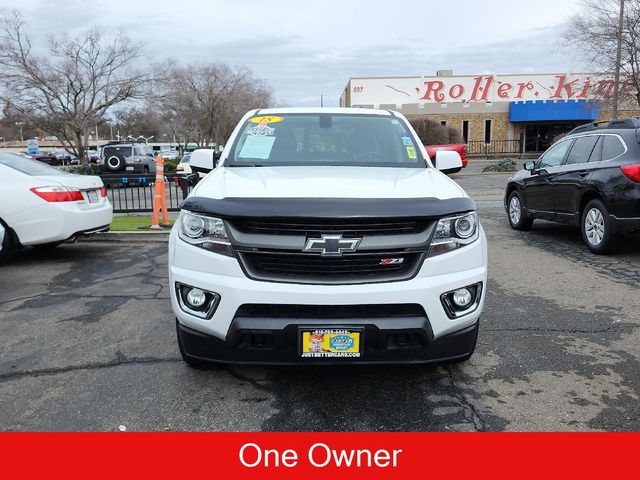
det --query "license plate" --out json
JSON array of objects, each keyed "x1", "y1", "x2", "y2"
[
  {"x1": 300, "y1": 329, "x2": 362, "y2": 359},
  {"x1": 87, "y1": 190, "x2": 99, "y2": 203},
  {"x1": 126, "y1": 166, "x2": 134, "y2": 171}
]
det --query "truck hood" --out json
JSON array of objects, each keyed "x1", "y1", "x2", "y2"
[{"x1": 193, "y1": 166, "x2": 466, "y2": 200}]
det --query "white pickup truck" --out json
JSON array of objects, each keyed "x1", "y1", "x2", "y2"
[{"x1": 168, "y1": 108, "x2": 487, "y2": 367}]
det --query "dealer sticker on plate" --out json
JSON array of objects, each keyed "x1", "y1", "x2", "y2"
[{"x1": 300, "y1": 329, "x2": 362, "y2": 358}]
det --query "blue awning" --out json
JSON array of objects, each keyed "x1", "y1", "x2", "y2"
[{"x1": 509, "y1": 100, "x2": 600, "y2": 122}]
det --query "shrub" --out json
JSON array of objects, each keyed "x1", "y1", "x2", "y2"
[
  {"x1": 482, "y1": 159, "x2": 518, "y2": 173},
  {"x1": 164, "y1": 159, "x2": 180, "y2": 172},
  {"x1": 408, "y1": 117, "x2": 464, "y2": 146}
]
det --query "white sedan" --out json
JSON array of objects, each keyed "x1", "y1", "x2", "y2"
[{"x1": 0, "y1": 153, "x2": 113, "y2": 262}]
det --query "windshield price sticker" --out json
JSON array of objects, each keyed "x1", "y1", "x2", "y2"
[
  {"x1": 406, "y1": 146, "x2": 417, "y2": 159},
  {"x1": 239, "y1": 136, "x2": 276, "y2": 159}
]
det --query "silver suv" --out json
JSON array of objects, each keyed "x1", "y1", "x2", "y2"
[{"x1": 99, "y1": 142, "x2": 156, "y2": 174}]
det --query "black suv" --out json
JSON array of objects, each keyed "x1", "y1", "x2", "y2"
[
  {"x1": 505, "y1": 119, "x2": 640, "y2": 254},
  {"x1": 99, "y1": 142, "x2": 156, "y2": 174}
]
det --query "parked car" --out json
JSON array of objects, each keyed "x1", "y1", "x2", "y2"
[
  {"x1": 425, "y1": 144, "x2": 468, "y2": 173},
  {"x1": 49, "y1": 150, "x2": 74, "y2": 165},
  {"x1": 98, "y1": 142, "x2": 156, "y2": 174},
  {"x1": 0, "y1": 153, "x2": 112, "y2": 263},
  {"x1": 30, "y1": 152, "x2": 62, "y2": 166},
  {"x1": 175, "y1": 153, "x2": 192, "y2": 175},
  {"x1": 504, "y1": 118, "x2": 640, "y2": 254},
  {"x1": 169, "y1": 107, "x2": 486, "y2": 368},
  {"x1": 175, "y1": 153, "x2": 208, "y2": 187},
  {"x1": 87, "y1": 150, "x2": 101, "y2": 163}
]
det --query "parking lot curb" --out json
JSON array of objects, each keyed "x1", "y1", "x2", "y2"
[{"x1": 81, "y1": 231, "x2": 170, "y2": 243}]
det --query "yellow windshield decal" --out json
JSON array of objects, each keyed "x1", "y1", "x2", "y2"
[{"x1": 248, "y1": 116, "x2": 284, "y2": 124}]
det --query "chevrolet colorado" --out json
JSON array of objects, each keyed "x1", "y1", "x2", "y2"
[{"x1": 169, "y1": 108, "x2": 487, "y2": 366}]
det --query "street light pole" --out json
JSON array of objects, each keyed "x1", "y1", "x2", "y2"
[
  {"x1": 612, "y1": 0, "x2": 625, "y2": 120},
  {"x1": 15, "y1": 122, "x2": 24, "y2": 142}
]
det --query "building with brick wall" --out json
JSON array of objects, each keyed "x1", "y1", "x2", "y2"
[{"x1": 340, "y1": 71, "x2": 640, "y2": 154}]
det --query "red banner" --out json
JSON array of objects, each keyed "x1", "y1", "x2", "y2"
[{"x1": 1, "y1": 432, "x2": 637, "y2": 479}]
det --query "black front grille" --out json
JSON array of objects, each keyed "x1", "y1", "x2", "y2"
[
  {"x1": 231, "y1": 219, "x2": 427, "y2": 237},
  {"x1": 236, "y1": 250, "x2": 424, "y2": 284},
  {"x1": 235, "y1": 303, "x2": 426, "y2": 319}
]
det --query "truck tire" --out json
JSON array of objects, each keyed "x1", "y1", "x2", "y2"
[
  {"x1": 105, "y1": 155, "x2": 126, "y2": 172},
  {"x1": 447, "y1": 323, "x2": 479, "y2": 364},
  {"x1": 176, "y1": 319, "x2": 215, "y2": 370}
]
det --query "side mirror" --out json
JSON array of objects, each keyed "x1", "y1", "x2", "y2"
[
  {"x1": 524, "y1": 161, "x2": 536, "y2": 172},
  {"x1": 434, "y1": 150, "x2": 463, "y2": 174},
  {"x1": 189, "y1": 149, "x2": 215, "y2": 174}
]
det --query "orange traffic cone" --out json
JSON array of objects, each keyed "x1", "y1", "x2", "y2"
[{"x1": 150, "y1": 156, "x2": 169, "y2": 229}]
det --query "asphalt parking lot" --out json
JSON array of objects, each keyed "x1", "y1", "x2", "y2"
[{"x1": 1, "y1": 170, "x2": 639, "y2": 432}]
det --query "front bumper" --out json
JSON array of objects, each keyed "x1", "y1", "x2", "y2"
[
  {"x1": 169, "y1": 226, "x2": 487, "y2": 364},
  {"x1": 178, "y1": 318, "x2": 479, "y2": 365}
]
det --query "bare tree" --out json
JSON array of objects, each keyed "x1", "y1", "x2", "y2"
[
  {"x1": 565, "y1": 0, "x2": 640, "y2": 108},
  {"x1": 161, "y1": 63, "x2": 274, "y2": 150},
  {"x1": 0, "y1": 10, "x2": 152, "y2": 161},
  {"x1": 111, "y1": 105, "x2": 168, "y2": 141}
]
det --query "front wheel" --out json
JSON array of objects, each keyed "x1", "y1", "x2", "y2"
[
  {"x1": 176, "y1": 320, "x2": 214, "y2": 370},
  {"x1": 581, "y1": 199, "x2": 616, "y2": 254},
  {"x1": 447, "y1": 323, "x2": 479, "y2": 364},
  {"x1": 507, "y1": 191, "x2": 533, "y2": 231}
]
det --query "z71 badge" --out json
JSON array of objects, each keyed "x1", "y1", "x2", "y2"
[{"x1": 380, "y1": 258, "x2": 405, "y2": 265}]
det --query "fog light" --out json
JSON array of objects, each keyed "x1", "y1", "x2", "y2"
[
  {"x1": 186, "y1": 288, "x2": 207, "y2": 309},
  {"x1": 176, "y1": 283, "x2": 220, "y2": 320},
  {"x1": 452, "y1": 288, "x2": 473, "y2": 308},
  {"x1": 440, "y1": 283, "x2": 483, "y2": 319}
]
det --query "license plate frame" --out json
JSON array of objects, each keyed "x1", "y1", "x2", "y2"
[
  {"x1": 299, "y1": 328, "x2": 363, "y2": 359},
  {"x1": 87, "y1": 190, "x2": 99, "y2": 203}
]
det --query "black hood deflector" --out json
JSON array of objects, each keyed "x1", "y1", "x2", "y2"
[{"x1": 181, "y1": 197, "x2": 476, "y2": 219}]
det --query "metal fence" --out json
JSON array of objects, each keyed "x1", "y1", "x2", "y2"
[
  {"x1": 467, "y1": 140, "x2": 522, "y2": 156},
  {"x1": 100, "y1": 173, "x2": 195, "y2": 213}
]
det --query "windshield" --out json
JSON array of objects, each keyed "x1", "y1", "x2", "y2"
[
  {"x1": 0, "y1": 153, "x2": 64, "y2": 176},
  {"x1": 227, "y1": 113, "x2": 425, "y2": 168}
]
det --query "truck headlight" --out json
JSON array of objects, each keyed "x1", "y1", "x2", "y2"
[
  {"x1": 429, "y1": 212, "x2": 479, "y2": 256},
  {"x1": 178, "y1": 210, "x2": 233, "y2": 256}
]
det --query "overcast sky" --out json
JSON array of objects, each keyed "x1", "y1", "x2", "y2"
[{"x1": 4, "y1": 0, "x2": 586, "y2": 106}]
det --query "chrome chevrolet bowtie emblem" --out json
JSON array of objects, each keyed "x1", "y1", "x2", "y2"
[{"x1": 303, "y1": 234, "x2": 362, "y2": 256}]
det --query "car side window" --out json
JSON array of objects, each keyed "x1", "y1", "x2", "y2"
[
  {"x1": 601, "y1": 135, "x2": 626, "y2": 161},
  {"x1": 538, "y1": 140, "x2": 572, "y2": 168},
  {"x1": 588, "y1": 136, "x2": 603, "y2": 163},
  {"x1": 565, "y1": 136, "x2": 599, "y2": 165}
]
